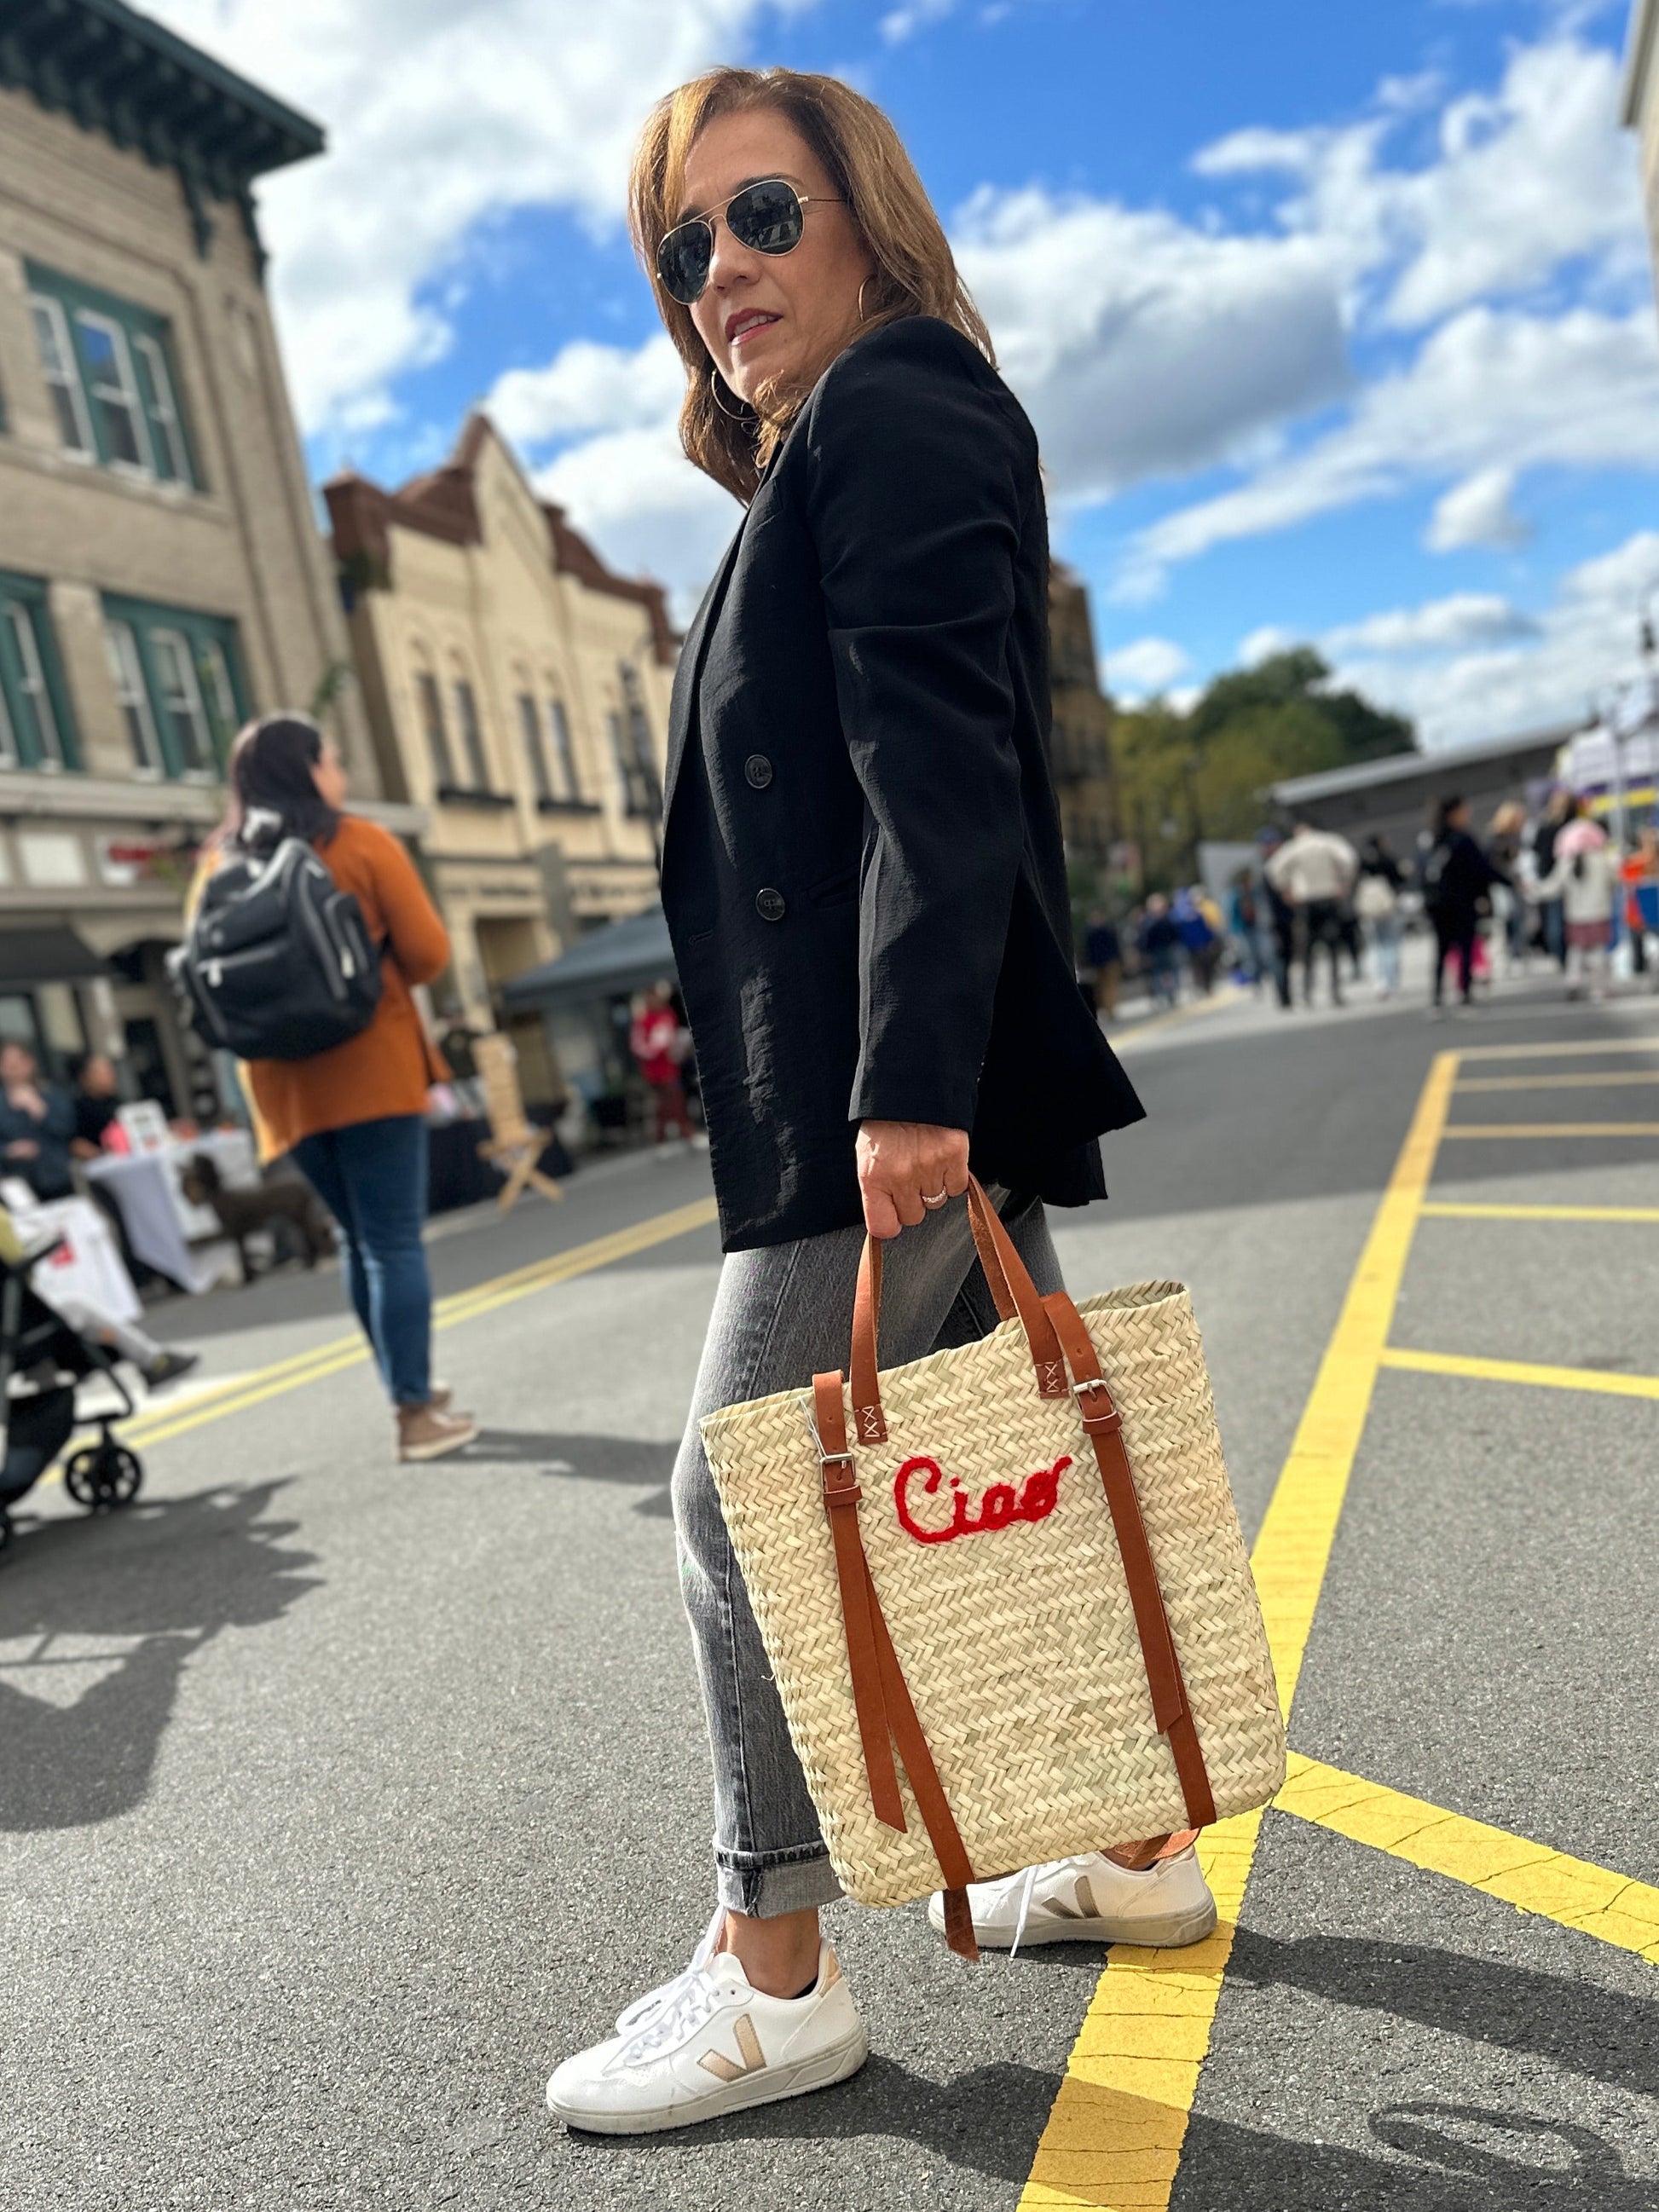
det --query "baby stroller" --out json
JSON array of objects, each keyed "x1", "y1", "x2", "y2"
[{"x1": 0, "y1": 1234, "x2": 145, "y2": 1557}]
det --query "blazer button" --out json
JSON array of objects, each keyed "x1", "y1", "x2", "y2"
[
  {"x1": 755, "y1": 887, "x2": 787, "y2": 923},
  {"x1": 744, "y1": 754, "x2": 773, "y2": 789}
]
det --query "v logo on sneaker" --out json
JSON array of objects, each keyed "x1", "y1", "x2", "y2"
[{"x1": 698, "y1": 2015, "x2": 767, "y2": 2084}]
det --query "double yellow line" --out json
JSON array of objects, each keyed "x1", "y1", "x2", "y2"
[{"x1": 118, "y1": 1197, "x2": 719, "y2": 1451}]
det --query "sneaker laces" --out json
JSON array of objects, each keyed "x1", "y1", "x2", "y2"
[
  {"x1": 615, "y1": 1907, "x2": 724, "y2": 2036},
  {"x1": 614, "y1": 1959, "x2": 725, "y2": 2066}
]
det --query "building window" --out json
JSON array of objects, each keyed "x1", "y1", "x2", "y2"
[
  {"x1": 547, "y1": 698, "x2": 581, "y2": 801},
  {"x1": 150, "y1": 630, "x2": 216, "y2": 776},
  {"x1": 132, "y1": 333, "x2": 189, "y2": 482},
  {"x1": 452, "y1": 677, "x2": 490, "y2": 788},
  {"x1": 26, "y1": 263, "x2": 197, "y2": 489},
  {"x1": 75, "y1": 313, "x2": 148, "y2": 472},
  {"x1": 100, "y1": 595, "x2": 246, "y2": 780},
  {"x1": 0, "y1": 573, "x2": 78, "y2": 771},
  {"x1": 28, "y1": 295, "x2": 93, "y2": 458},
  {"x1": 517, "y1": 691, "x2": 552, "y2": 802},
  {"x1": 616, "y1": 661, "x2": 661, "y2": 818},
  {"x1": 415, "y1": 669, "x2": 454, "y2": 785}
]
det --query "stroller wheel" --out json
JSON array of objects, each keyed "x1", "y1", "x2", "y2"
[{"x1": 64, "y1": 1441, "x2": 143, "y2": 1512}]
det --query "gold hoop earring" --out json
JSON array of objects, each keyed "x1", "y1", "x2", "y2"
[
  {"x1": 708, "y1": 366, "x2": 751, "y2": 422},
  {"x1": 858, "y1": 276, "x2": 875, "y2": 321}
]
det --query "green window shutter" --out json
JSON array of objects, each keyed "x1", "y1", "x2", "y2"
[{"x1": 0, "y1": 571, "x2": 80, "y2": 772}]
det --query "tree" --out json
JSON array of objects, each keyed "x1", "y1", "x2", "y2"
[{"x1": 1109, "y1": 649, "x2": 1415, "y2": 893}]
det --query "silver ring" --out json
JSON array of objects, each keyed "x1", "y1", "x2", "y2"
[{"x1": 922, "y1": 1189, "x2": 949, "y2": 1208}]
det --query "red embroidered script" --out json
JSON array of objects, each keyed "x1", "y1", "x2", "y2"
[{"x1": 893, "y1": 1453, "x2": 1073, "y2": 1545}]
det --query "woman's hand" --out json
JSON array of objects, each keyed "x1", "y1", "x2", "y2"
[{"x1": 856, "y1": 1120, "x2": 970, "y2": 1240}]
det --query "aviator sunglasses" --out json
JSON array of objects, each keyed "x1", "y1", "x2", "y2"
[{"x1": 656, "y1": 177, "x2": 846, "y2": 305}]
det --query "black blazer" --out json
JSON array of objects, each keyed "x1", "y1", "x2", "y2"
[{"x1": 661, "y1": 315, "x2": 1144, "y2": 1251}]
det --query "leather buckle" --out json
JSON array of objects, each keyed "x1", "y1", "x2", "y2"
[
  {"x1": 1072, "y1": 1377, "x2": 1122, "y2": 1435},
  {"x1": 822, "y1": 1467, "x2": 863, "y2": 1506}
]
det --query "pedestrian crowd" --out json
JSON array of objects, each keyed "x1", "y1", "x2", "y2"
[{"x1": 1079, "y1": 787, "x2": 1659, "y2": 1021}]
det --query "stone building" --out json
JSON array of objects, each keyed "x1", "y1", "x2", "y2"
[
  {"x1": 1048, "y1": 563, "x2": 1118, "y2": 866},
  {"x1": 323, "y1": 413, "x2": 675, "y2": 1089},
  {"x1": 0, "y1": 0, "x2": 404, "y2": 1115}
]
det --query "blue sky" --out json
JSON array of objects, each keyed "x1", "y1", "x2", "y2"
[{"x1": 153, "y1": 0, "x2": 1659, "y2": 748}]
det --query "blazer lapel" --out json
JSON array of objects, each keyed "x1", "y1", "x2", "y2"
[{"x1": 664, "y1": 515, "x2": 748, "y2": 823}]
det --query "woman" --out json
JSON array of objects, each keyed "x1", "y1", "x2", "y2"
[
  {"x1": 1354, "y1": 835, "x2": 1404, "y2": 999},
  {"x1": 206, "y1": 715, "x2": 476, "y2": 1462},
  {"x1": 1421, "y1": 796, "x2": 1506, "y2": 1012},
  {"x1": 546, "y1": 66, "x2": 1208, "y2": 2138},
  {"x1": 1536, "y1": 805, "x2": 1620, "y2": 1002},
  {"x1": 0, "y1": 1041, "x2": 77, "y2": 1200}
]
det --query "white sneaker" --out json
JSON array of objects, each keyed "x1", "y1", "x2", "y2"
[
  {"x1": 546, "y1": 1941, "x2": 867, "y2": 2135},
  {"x1": 928, "y1": 1848, "x2": 1217, "y2": 1952},
  {"x1": 613, "y1": 1907, "x2": 723, "y2": 2035}
]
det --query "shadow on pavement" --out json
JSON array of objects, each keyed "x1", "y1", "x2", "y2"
[
  {"x1": 1228, "y1": 1929, "x2": 1659, "y2": 2094},
  {"x1": 568, "y1": 2053, "x2": 1057, "y2": 2182},
  {"x1": 461, "y1": 1429, "x2": 677, "y2": 1516},
  {"x1": 1179, "y1": 2105, "x2": 1659, "y2": 2209},
  {"x1": 0, "y1": 1481, "x2": 319, "y2": 1832}
]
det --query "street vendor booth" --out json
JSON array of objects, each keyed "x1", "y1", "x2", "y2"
[{"x1": 500, "y1": 904, "x2": 678, "y2": 1147}]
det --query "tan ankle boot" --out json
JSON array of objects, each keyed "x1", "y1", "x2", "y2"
[{"x1": 396, "y1": 1403, "x2": 478, "y2": 1462}]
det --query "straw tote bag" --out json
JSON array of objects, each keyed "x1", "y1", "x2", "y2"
[{"x1": 700, "y1": 1179, "x2": 1285, "y2": 1956}]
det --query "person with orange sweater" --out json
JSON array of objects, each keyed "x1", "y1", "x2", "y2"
[{"x1": 207, "y1": 715, "x2": 477, "y2": 1462}]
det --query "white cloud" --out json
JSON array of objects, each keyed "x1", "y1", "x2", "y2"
[
  {"x1": 1195, "y1": 39, "x2": 1645, "y2": 330},
  {"x1": 1321, "y1": 592, "x2": 1539, "y2": 657},
  {"x1": 139, "y1": 0, "x2": 798, "y2": 433},
  {"x1": 881, "y1": 0, "x2": 957, "y2": 41},
  {"x1": 953, "y1": 187, "x2": 1351, "y2": 503},
  {"x1": 1120, "y1": 303, "x2": 1659, "y2": 597},
  {"x1": 1426, "y1": 464, "x2": 1531, "y2": 551},
  {"x1": 1240, "y1": 625, "x2": 1298, "y2": 666},
  {"x1": 1101, "y1": 636, "x2": 1192, "y2": 697},
  {"x1": 1326, "y1": 529, "x2": 1659, "y2": 748},
  {"x1": 488, "y1": 336, "x2": 686, "y2": 445}
]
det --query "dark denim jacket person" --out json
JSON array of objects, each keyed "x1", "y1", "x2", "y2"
[{"x1": 0, "y1": 1076, "x2": 78, "y2": 1200}]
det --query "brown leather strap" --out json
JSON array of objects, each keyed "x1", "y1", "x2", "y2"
[
  {"x1": 849, "y1": 1177, "x2": 1068, "y2": 1441},
  {"x1": 812, "y1": 1372, "x2": 980, "y2": 1959},
  {"x1": 1041, "y1": 1292, "x2": 1217, "y2": 1833},
  {"x1": 813, "y1": 1372, "x2": 905, "y2": 1830},
  {"x1": 864, "y1": 1561, "x2": 980, "y2": 1961},
  {"x1": 1106, "y1": 1828, "x2": 1201, "y2": 1871}
]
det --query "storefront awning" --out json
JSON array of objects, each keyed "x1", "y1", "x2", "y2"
[
  {"x1": 500, "y1": 904, "x2": 674, "y2": 1014},
  {"x1": 0, "y1": 927, "x2": 110, "y2": 987}
]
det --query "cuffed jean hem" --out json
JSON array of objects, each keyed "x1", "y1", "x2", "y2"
[{"x1": 714, "y1": 1842, "x2": 846, "y2": 1920}]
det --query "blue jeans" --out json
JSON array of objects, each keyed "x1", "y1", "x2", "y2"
[
  {"x1": 292, "y1": 1114, "x2": 432, "y2": 1406},
  {"x1": 671, "y1": 1189, "x2": 1061, "y2": 1918}
]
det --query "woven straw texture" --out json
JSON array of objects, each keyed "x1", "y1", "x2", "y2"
[{"x1": 701, "y1": 1282, "x2": 1285, "y2": 1908}]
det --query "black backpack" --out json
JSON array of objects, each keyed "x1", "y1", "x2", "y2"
[{"x1": 169, "y1": 838, "x2": 382, "y2": 1061}]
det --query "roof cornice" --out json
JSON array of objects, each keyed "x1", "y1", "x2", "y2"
[{"x1": 0, "y1": 0, "x2": 324, "y2": 264}]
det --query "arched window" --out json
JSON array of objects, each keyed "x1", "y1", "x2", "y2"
[
  {"x1": 448, "y1": 656, "x2": 490, "y2": 790},
  {"x1": 409, "y1": 644, "x2": 454, "y2": 788}
]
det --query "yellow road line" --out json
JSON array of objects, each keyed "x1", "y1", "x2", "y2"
[
  {"x1": 69, "y1": 1198, "x2": 721, "y2": 1455},
  {"x1": 1455, "y1": 1071, "x2": 1659, "y2": 1091},
  {"x1": 1419, "y1": 1200, "x2": 1659, "y2": 1223},
  {"x1": 1019, "y1": 1051, "x2": 1460, "y2": 2212},
  {"x1": 1441, "y1": 1123, "x2": 1659, "y2": 1138},
  {"x1": 1379, "y1": 1344, "x2": 1659, "y2": 1401},
  {"x1": 1278, "y1": 1755, "x2": 1659, "y2": 1965},
  {"x1": 1456, "y1": 1037, "x2": 1659, "y2": 1061}
]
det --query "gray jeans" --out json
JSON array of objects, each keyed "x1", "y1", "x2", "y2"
[{"x1": 671, "y1": 1190, "x2": 1062, "y2": 1918}]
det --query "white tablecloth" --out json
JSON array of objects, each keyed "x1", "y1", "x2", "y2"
[
  {"x1": 84, "y1": 1130, "x2": 257, "y2": 1295},
  {"x1": 0, "y1": 1188, "x2": 142, "y2": 1325}
]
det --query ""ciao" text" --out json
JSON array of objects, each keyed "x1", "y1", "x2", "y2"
[{"x1": 893, "y1": 1453, "x2": 1073, "y2": 1545}]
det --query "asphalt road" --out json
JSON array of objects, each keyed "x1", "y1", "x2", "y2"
[{"x1": 3, "y1": 961, "x2": 1657, "y2": 2212}]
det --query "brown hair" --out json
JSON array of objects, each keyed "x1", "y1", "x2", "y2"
[{"x1": 628, "y1": 66, "x2": 993, "y2": 503}]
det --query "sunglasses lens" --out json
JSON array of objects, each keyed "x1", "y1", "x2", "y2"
[
  {"x1": 729, "y1": 179, "x2": 805, "y2": 256},
  {"x1": 657, "y1": 220, "x2": 713, "y2": 304}
]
